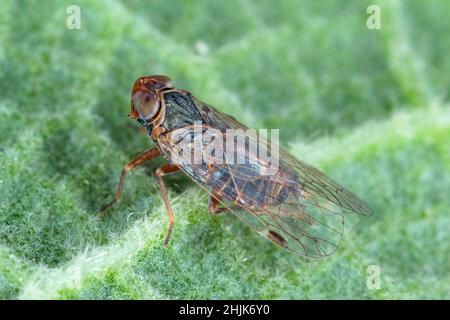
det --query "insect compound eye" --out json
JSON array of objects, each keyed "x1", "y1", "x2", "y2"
[{"x1": 132, "y1": 90, "x2": 160, "y2": 120}]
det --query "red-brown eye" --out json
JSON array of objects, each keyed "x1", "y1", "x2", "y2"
[{"x1": 132, "y1": 90, "x2": 159, "y2": 120}]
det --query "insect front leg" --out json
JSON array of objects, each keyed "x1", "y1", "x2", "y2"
[
  {"x1": 154, "y1": 163, "x2": 180, "y2": 246},
  {"x1": 99, "y1": 147, "x2": 160, "y2": 216}
]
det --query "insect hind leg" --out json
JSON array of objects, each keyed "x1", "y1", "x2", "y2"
[
  {"x1": 207, "y1": 192, "x2": 243, "y2": 214},
  {"x1": 208, "y1": 194, "x2": 231, "y2": 214},
  {"x1": 154, "y1": 163, "x2": 180, "y2": 246}
]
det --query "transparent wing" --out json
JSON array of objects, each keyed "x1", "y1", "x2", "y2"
[
  {"x1": 280, "y1": 150, "x2": 373, "y2": 216},
  {"x1": 194, "y1": 99, "x2": 373, "y2": 215},
  {"x1": 159, "y1": 100, "x2": 372, "y2": 258}
]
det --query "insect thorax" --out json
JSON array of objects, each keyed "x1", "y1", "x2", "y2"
[{"x1": 162, "y1": 91, "x2": 205, "y2": 131}]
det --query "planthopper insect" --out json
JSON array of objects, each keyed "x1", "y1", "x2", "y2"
[{"x1": 100, "y1": 75, "x2": 373, "y2": 258}]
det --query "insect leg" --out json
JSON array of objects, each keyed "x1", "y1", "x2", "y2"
[
  {"x1": 99, "y1": 147, "x2": 160, "y2": 216},
  {"x1": 154, "y1": 163, "x2": 180, "y2": 246},
  {"x1": 208, "y1": 194, "x2": 231, "y2": 215}
]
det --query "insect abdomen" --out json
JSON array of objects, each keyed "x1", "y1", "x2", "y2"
[{"x1": 206, "y1": 168, "x2": 291, "y2": 209}]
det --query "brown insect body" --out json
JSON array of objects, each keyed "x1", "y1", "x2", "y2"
[
  {"x1": 132, "y1": 77, "x2": 292, "y2": 211},
  {"x1": 101, "y1": 75, "x2": 373, "y2": 258}
]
